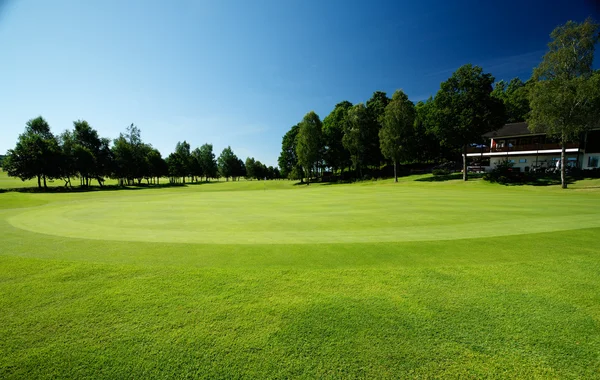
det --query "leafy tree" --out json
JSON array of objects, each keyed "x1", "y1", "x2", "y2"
[
  {"x1": 196, "y1": 143, "x2": 218, "y2": 181},
  {"x1": 432, "y1": 64, "x2": 506, "y2": 180},
  {"x1": 111, "y1": 124, "x2": 148, "y2": 185},
  {"x1": 190, "y1": 147, "x2": 205, "y2": 182},
  {"x1": 245, "y1": 157, "x2": 256, "y2": 180},
  {"x1": 492, "y1": 78, "x2": 531, "y2": 122},
  {"x1": 218, "y1": 146, "x2": 239, "y2": 181},
  {"x1": 166, "y1": 152, "x2": 187, "y2": 183},
  {"x1": 4, "y1": 116, "x2": 61, "y2": 188},
  {"x1": 342, "y1": 103, "x2": 371, "y2": 178},
  {"x1": 174, "y1": 141, "x2": 192, "y2": 183},
  {"x1": 296, "y1": 111, "x2": 323, "y2": 184},
  {"x1": 278, "y1": 124, "x2": 304, "y2": 180},
  {"x1": 379, "y1": 90, "x2": 416, "y2": 182},
  {"x1": 414, "y1": 98, "x2": 443, "y2": 162},
  {"x1": 322, "y1": 101, "x2": 352, "y2": 174},
  {"x1": 365, "y1": 91, "x2": 390, "y2": 167},
  {"x1": 146, "y1": 148, "x2": 167, "y2": 184},
  {"x1": 528, "y1": 18, "x2": 600, "y2": 188}
]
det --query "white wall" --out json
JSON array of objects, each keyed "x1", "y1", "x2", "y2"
[
  {"x1": 582, "y1": 153, "x2": 600, "y2": 170},
  {"x1": 489, "y1": 153, "x2": 582, "y2": 172}
]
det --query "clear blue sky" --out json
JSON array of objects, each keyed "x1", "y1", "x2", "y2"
[{"x1": 1, "y1": 0, "x2": 598, "y2": 166}]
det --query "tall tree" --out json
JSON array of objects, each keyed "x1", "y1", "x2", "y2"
[
  {"x1": 174, "y1": 141, "x2": 192, "y2": 183},
  {"x1": 432, "y1": 64, "x2": 506, "y2": 180},
  {"x1": 414, "y1": 98, "x2": 443, "y2": 162},
  {"x1": 379, "y1": 90, "x2": 416, "y2": 182},
  {"x1": 528, "y1": 18, "x2": 600, "y2": 188},
  {"x1": 278, "y1": 124, "x2": 303, "y2": 180},
  {"x1": 322, "y1": 101, "x2": 352, "y2": 174},
  {"x1": 245, "y1": 157, "x2": 256, "y2": 180},
  {"x1": 491, "y1": 78, "x2": 531, "y2": 123},
  {"x1": 365, "y1": 91, "x2": 390, "y2": 167},
  {"x1": 296, "y1": 111, "x2": 323, "y2": 184},
  {"x1": 4, "y1": 116, "x2": 61, "y2": 188},
  {"x1": 197, "y1": 143, "x2": 218, "y2": 181},
  {"x1": 342, "y1": 103, "x2": 371, "y2": 178},
  {"x1": 217, "y1": 146, "x2": 239, "y2": 181}
]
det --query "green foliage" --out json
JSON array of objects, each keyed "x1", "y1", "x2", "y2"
[
  {"x1": 379, "y1": 90, "x2": 416, "y2": 181},
  {"x1": 296, "y1": 111, "x2": 323, "y2": 182},
  {"x1": 3, "y1": 116, "x2": 62, "y2": 188},
  {"x1": 278, "y1": 124, "x2": 303, "y2": 180},
  {"x1": 528, "y1": 18, "x2": 600, "y2": 189},
  {"x1": 365, "y1": 91, "x2": 390, "y2": 166},
  {"x1": 432, "y1": 64, "x2": 506, "y2": 180},
  {"x1": 491, "y1": 78, "x2": 531, "y2": 122},
  {"x1": 217, "y1": 146, "x2": 240, "y2": 181},
  {"x1": 322, "y1": 101, "x2": 352, "y2": 172},
  {"x1": 342, "y1": 103, "x2": 371, "y2": 176},
  {"x1": 197, "y1": 143, "x2": 218, "y2": 180}
]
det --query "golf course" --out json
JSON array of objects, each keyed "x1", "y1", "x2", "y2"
[{"x1": 1, "y1": 172, "x2": 600, "y2": 378}]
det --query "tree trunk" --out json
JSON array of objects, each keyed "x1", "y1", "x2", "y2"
[
  {"x1": 43, "y1": 175, "x2": 47, "y2": 188},
  {"x1": 462, "y1": 144, "x2": 468, "y2": 181},
  {"x1": 394, "y1": 160, "x2": 398, "y2": 183},
  {"x1": 561, "y1": 140, "x2": 567, "y2": 189},
  {"x1": 37, "y1": 175, "x2": 41, "y2": 188}
]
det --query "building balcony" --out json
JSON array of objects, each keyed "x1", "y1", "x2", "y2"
[{"x1": 467, "y1": 142, "x2": 580, "y2": 154}]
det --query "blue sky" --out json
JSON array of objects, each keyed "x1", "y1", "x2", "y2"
[{"x1": 1, "y1": 0, "x2": 598, "y2": 166}]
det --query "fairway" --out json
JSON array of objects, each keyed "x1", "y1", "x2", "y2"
[{"x1": 1, "y1": 176, "x2": 600, "y2": 378}]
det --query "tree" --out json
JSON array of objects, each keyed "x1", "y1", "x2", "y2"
[
  {"x1": 379, "y1": 90, "x2": 416, "y2": 182},
  {"x1": 528, "y1": 18, "x2": 600, "y2": 188},
  {"x1": 278, "y1": 124, "x2": 303, "y2": 180},
  {"x1": 174, "y1": 141, "x2": 192, "y2": 183},
  {"x1": 365, "y1": 91, "x2": 390, "y2": 167},
  {"x1": 245, "y1": 157, "x2": 256, "y2": 180},
  {"x1": 432, "y1": 64, "x2": 506, "y2": 180},
  {"x1": 146, "y1": 148, "x2": 167, "y2": 184},
  {"x1": 491, "y1": 78, "x2": 531, "y2": 123},
  {"x1": 217, "y1": 146, "x2": 239, "y2": 181},
  {"x1": 322, "y1": 101, "x2": 352, "y2": 174},
  {"x1": 4, "y1": 116, "x2": 61, "y2": 188},
  {"x1": 197, "y1": 143, "x2": 218, "y2": 181},
  {"x1": 414, "y1": 98, "x2": 443, "y2": 162},
  {"x1": 296, "y1": 111, "x2": 323, "y2": 184},
  {"x1": 190, "y1": 147, "x2": 204, "y2": 182},
  {"x1": 342, "y1": 103, "x2": 371, "y2": 178}
]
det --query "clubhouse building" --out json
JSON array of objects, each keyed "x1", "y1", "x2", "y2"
[{"x1": 466, "y1": 122, "x2": 600, "y2": 172}]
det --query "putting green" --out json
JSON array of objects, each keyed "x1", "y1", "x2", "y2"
[{"x1": 8, "y1": 184, "x2": 600, "y2": 244}]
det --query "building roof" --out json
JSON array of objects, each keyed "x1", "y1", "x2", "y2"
[{"x1": 483, "y1": 122, "x2": 539, "y2": 138}]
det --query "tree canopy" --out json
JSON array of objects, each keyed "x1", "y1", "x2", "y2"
[
  {"x1": 431, "y1": 64, "x2": 506, "y2": 180},
  {"x1": 528, "y1": 18, "x2": 600, "y2": 188}
]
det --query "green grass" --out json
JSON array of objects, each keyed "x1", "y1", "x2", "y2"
[{"x1": 1, "y1": 171, "x2": 600, "y2": 378}]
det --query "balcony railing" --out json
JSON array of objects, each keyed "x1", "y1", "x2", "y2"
[{"x1": 467, "y1": 142, "x2": 580, "y2": 154}]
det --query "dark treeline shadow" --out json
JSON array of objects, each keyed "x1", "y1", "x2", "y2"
[{"x1": 0, "y1": 181, "x2": 215, "y2": 194}]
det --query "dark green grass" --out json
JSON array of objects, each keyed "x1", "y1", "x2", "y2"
[{"x1": 1, "y1": 175, "x2": 600, "y2": 378}]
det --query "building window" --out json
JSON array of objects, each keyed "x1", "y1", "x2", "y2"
[
  {"x1": 519, "y1": 159, "x2": 527, "y2": 163},
  {"x1": 589, "y1": 156, "x2": 599, "y2": 168},
  {"x1": 508, "y1": 159, "x2": 515, "y2": 163}
]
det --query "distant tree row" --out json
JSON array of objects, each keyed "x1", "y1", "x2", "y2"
[
  {"x1": 3, "y1": 119, "x2": 281, "y2": 189},
  {"x1": 279, "y1": 18, "x2": 600, "y2": 186}
]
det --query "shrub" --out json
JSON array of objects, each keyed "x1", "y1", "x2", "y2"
[{"x1": 432, "y1": 168, "x2": 450, "y2": 176}]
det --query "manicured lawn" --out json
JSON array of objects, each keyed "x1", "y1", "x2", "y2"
[{"x1": 1, "y1": 172, "x2": 600, "y2": 378}]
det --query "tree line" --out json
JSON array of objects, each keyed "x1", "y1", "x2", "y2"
[
  {"x1": 3, "y1": 120, "x2": 281, "y2": 189},
  {"x1": 278, "y1": 18, "x2": 600, "y2": 187}
]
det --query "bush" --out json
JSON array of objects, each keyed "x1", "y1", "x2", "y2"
[
  {"x1": 432, "y1": 168, "x2": 450, "y2": 176},
  {"x1": 484, "y1": 160, "x2": 520, "y2": 184}
]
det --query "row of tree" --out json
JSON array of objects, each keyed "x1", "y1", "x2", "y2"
[
  {"x1": 3, "y1": 119, "x2": 281, "y2": 188},
  {"x1": 279, "y1": 18, "x2": 600, "y2": 188}
]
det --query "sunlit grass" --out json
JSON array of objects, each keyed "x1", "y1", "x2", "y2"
[{"x1": 1, "y1": 171, "x2": 600, "y2": 378}]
